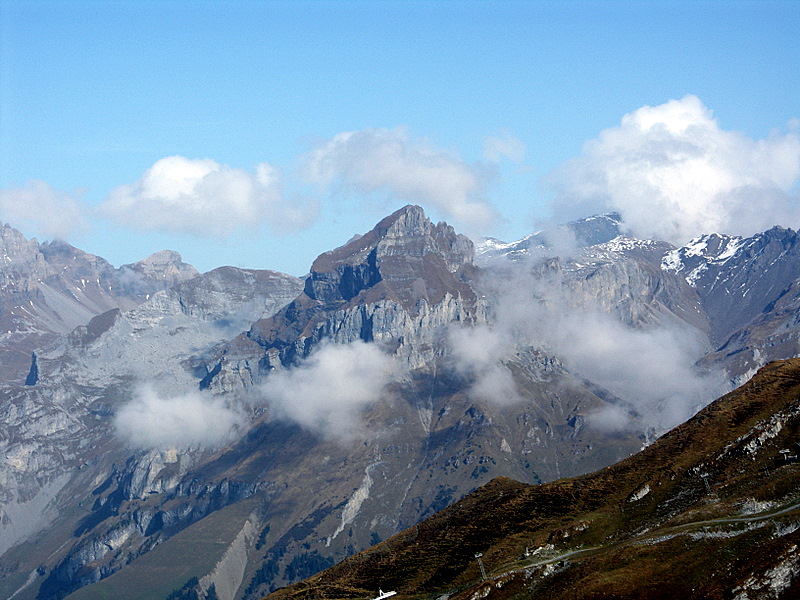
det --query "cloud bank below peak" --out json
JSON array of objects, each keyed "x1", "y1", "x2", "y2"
[
  {"x1": 259, "y1": 341, "x2": 399, "y2": 441},
  {"x1": 549, "y1": 95, "x2": 800, "y2": 245},
  {"x1": 115, "y1": 386, "x2": 244, "y2": 450}
]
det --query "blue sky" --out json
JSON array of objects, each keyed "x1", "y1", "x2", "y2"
[{"x1": 1, "y1": 0, "x2": 799, "y2": 275}]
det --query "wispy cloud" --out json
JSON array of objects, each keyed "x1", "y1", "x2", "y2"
[
  {"x1": 483, "y1": 131, "x2": 526, "y2": 164},
  {"x1": 0, "y1": 180, "x2": 88, "y2": 239},
  {"x1": 259, "y1": 341, "x2": 398, "y2": 440},
  {"x1": 447, "y1": 324, "x2": 522, "y2": 404},
  {"x1": 550, "y1": 95, "x2": 800, "y2": 244},
  {"x1": 115, "y1": 385, "x2": 244, "y2": 450},
  {"x1": 447, "y1": 261, "x2": 725, "y2": 433},
  {"x1": 301, "y1": 127, "x2": 498, "y2": 231},
  {"x1": 99, "y1": 156, "x2": 317, "y2": 237}
]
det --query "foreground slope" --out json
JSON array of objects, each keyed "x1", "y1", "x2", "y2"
[{"x1": 268, "y1": 358, "x2": 800, "y2": 600}]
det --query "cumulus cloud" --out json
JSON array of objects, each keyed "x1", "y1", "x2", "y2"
[
  {"x1": 115, "y1": 385, "x2": 244, "y2": 449},
  {"x1": 550, "y1": 95, "x2": 800, "y2": 244},
  {"x1": 483, "y1": 132, "x2": 526, "y2": 164},
  {"x1": 259, "y1": 341, "x2": 398, "y2": 440},
  {"x1": 0, "y1": 180, "x2": 87, "y2": 239},
  {"x1": 99, "y1": 156, "x2": 317, "y2": 237},
  {"x1": 301, "y1": 127, "x2": 498, "y2": 230}
]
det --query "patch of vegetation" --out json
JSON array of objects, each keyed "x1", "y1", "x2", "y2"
[
  {"x1": 283, "y1": 551, "x2": 335, "y2": 583},
  {"x1": 166, "y1": 577, "x2": 201, "y2": 600},
  {"x1": 255, "y1": 523, "x2": 271, "y2": 550}
]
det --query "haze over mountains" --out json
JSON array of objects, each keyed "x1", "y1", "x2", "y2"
[{"x1": 3, "y1": 205, "x2": 800, "y2": 599}]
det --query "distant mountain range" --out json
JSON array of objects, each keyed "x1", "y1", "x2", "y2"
[{"x1": 3, "y1": 206, "x2": 800, "y2": 600}]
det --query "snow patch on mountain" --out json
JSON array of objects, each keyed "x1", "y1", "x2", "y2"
[{"x1": 662, "y1": 233, "x2": 745, "y2": 287}]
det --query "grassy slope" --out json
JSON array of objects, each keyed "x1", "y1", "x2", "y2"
[{"x1": 266, "y1": 359, "x2": 800, "y2": 600}]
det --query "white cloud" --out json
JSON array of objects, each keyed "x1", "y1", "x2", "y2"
[
  {"x1": 483, "y1": 132, "x2": 526, "y2": 164},
  {"x1": 448, "y1": 262, "x2": 726, "y2": 433},
  {"x1": 543, "y1": 309, "x2": 723, "y2": 432},
  {"x1": 0, "y1": 180, "x2": 87, "y2": 239},
  {"x1": 259, "y1": 341, "x2": 397, "y2": 440},
  {"x1": 301, "y1": 127, "x2": 498, "y2": 230},
  {"x1": 550, "y1": 95, "x2": 800, "y2": 244},
  {"x1": 99, "y1": 156, "x2": 317, "y2": 237},
  {"x1": 115, "y1": 386, "x2": 244, "y2": 450},
  {"x1": 447, "y1": 324, "x2": 522, "y2": 404}
]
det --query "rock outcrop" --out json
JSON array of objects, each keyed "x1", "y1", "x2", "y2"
[
  {"x1": 203, "y1": 205, "x2": 483, "y2": 391},
  {"x1": 0, "y1": 223, "x2": 200, "y2": 383}
]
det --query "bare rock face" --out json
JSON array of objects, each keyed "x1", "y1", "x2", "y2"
[
  {"x1": 664, "y1": 227, "x2": 800, "y2": 382},
  {"x1": 115, "y1": 249, "x2": 201, "y2": 297},
  {"x1": 0, "y1": 264, "x2": 303, "y2": 600},
  {"x1": 553, "y1": 236, "x2": 707, "y2": 332},
  {"x1": 203, "y1": 205, "x2": 482, "y2": 391},
  {"x1": 0, "y1": 224, "x2": 200, "y2": 383}
]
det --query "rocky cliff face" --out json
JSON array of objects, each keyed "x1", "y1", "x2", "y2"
[
  {"x1": 552, "y1": 236, "x2": 707, "y2": 331},
  {"x1": 663, "y1": 227, "x2": 800, "y2": 382},
  {"x1": 203, "y1": 205, "x2": 483, "y2": 392},
  {"x1": 0, "y1": 263, "x2": 302, "y2": 600},
  {"x1": 0, "y1": 224, "x2": 200, "y2": 384}
]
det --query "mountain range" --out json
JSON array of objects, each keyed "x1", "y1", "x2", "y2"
[{"x1": 3, "y1": 206, "x2": 800, "y2": 599}]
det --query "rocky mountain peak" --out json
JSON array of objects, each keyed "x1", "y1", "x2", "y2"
[
  {"x1": 118, "y1": 250, "x2": 200, "y2": 294},
  {"x1": 311, "y1": 205, "x2": 473, "y2": 273},
  {"x1": 0, "y1": 224, "x2": 48, "y2": 290},
  {"x1": 304, "y1": 205, "x2": 474, "y2": 305},
  {"x1": 475, "y1": 212, "x2": 622, "y2": 265}
]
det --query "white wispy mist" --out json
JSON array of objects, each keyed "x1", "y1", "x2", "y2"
[
  {"x1": 259, "y1": 341, "x2": 398, "y2": 440},
  {"x1": 447, "y1": 262, "x2": 725, "y2": 433},
  {"x1": 0, "y1": 180, "x2": 88, "y2": 239},
  {"x1": 542, "y1": 308, "x2": 723, "y2": 432},
  {"x1": 99, "y1": 155, "x2": 318, "y2": 237},
  {"x1": 447, "y1": 324, "x2": 522, "y2": 405},
  {"x1": 483, "y1": 131, "x2": 526, "y2": 164},
  {"x1": 301, "y1": 127, "x2": 498, "y2": 230},
  {"x1": 550, "y1": 95, "x2": 800, "y2": 244},
  {"x1": 115, "y1": 385, "x2": 244, "y2": 450}
]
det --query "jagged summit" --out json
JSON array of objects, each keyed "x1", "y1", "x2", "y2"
[
  {"x1": 663, "y1": 225, "x2": 800, "y2": 347},
  {"x1": 115, "y1": 249, "x2": 200, "y2": 297},
  {"x1": 0, "y1": 224, "x2": 202, "y2": 382},
  {"x1": 305, "y1": 205, "x2": 474, "y2": 305},
  {"x1": 121, "y1": 249, "x2": 198, "y2": 279},
  {"x1": 204, "y1": 205, "x2": 480, "y2": 386}
]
